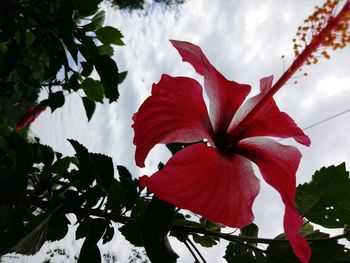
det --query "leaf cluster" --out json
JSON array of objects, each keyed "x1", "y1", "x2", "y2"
[{"x1": 0, "y1": 0, "x2": 126, "y2": 125}]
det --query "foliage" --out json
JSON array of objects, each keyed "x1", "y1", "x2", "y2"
[
  {"x1": 296, "y1": 162, "x2": 350, "y2": 228},
  {"x1": 0, "y1": 0, "x2": 126, "y2": 126},
  {"x1": 108, "y1": 0, "x2": 186, "y2": 11}
]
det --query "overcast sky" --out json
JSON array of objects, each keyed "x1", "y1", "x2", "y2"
[{"x1": 28, "y1": 0, "x2": 350, "y2": 262}]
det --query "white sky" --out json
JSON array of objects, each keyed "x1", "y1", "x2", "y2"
[{"x1": 27, "y1": 0, "x2": 350, "y2": 262}]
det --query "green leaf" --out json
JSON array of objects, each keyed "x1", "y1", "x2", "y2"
[
  {"x1": 25, "y1": 31, "x2": 36, "y2": 47},
  {"x1": 82, "y1": 97, "x2": 96, "y2": 121},
  {"x1": 240, "y1": 223, "x2": 259, "y2": 246},
  {"x1": 266, "y1": 230, "x2": 350, "y2": 263},
  {"x1": 117, "y1": 166, "x2": 137, "y2": 210},
  {"x1": 96, "y1": 26, "x2": 124, "y2": 46},
  {"x1": 141, "y1": 197, "x2": 178, "y2": 263},
  {"x1": 192, "y1": 234, "x2": 218, "y2": 248},
  {"x1": 90, "y1": 153, "x2": 114, "y2": 191},
  {"x1": 68, "y1": 140, "x2": 96, "y2": 186},
  {"x1": 106, "y1": 180, "x2": 125, "y2": 211},
  {"x1": 296, "y1": 163, "x2": 350, "y2": 228},
  {"x1": 84, "y1": 10, "x2": 105, "y2": 31},
  {"x1": 97, "y1": 45, "x2": 114, "y2": 57},
  {"x1": 81, "y1": 78, "x2": 104, "y2": 103},
  {"x1": 118, "y1": 70, "x2": 127, "y2": 84},
  {"x1": 94, "y1": 55, "x2": 119, "y2": 102},
  {"x1": 75, "y1": 0, "x2": 101, "y2": 16},
  {"x1": 224, "y1": 242, "x2": 266, "y2": 263}
]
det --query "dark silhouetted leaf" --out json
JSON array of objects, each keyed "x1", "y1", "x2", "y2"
[
  {"x1": 47, "y1": 215, "x2": 70, "y2": 242},
  {"x1": 224, "y1": 223, "x2": 266, "y2": 263},
  {"x1": 69, "y1": 73, "x2": 80, "y2": 91},
  {"x1": 119, "y1": 201, "x2": 149, "y2": 246},
  {"x1": 75, "y1": 0, "x2": 101, "y2": 16},
  {"x1": 266, "y1": 230, "x2": 350, "y2": 263},
  {"x1": 82, "y1": 97, "x2": 96, "y2": 121},
  {"x1": 78, "y1": 242, "x2": 101, "y2": 263},
  {"x1": 296, "y1": 163, "x2": 350, "y2": 228},
  {"x1": 141, "y1": 197, "x2": 178, "y2": 263},
  {"x1": 224, "y1": 242, "x2": 266, "y2": 263},
  {"x1": 94, "y1": 55, "x2": 119, "y2": 102},
  {"x1": 96, "y1": 26, "x2": 124, "y2": 45},
  {"x1": 45, "y1": 91, "x2": 65, "y2": 112},
  {"x1": 241, "y1": 223, "x2": 259, "y2": 246},
  {"x1": 32, "y1": 144, "x2": 54, "y2": 166},
  {"x1": 81, "y1": 62, "x2": 94, "y2": 77},
  {"x1": 76, "y1": 218, "x2": 107, "y2": 244},
  {"x1": 102, "y1": 224, "x2": 114, "y2": 244},
  {"x1": 79, "y1": 37, "x2": 99, "y2": 60},
  {"x1": 68, "y1": 140, "x2": 96, "y2": 186},
  {"x1": 90, "y1": 153, "x2": 114, "y2": 191},
  {"x1": 106, "y1": 180, "x2": 125, "y2": 211},
  {"x1": 117, "y1": 165, "x2": 137, "y2": 210},
  {"x1": 51, "y1": 157, "x2": 74, "y2": 174},
  {"x1": 11, "y1": 214, "x2": 51, "y2": 255}
]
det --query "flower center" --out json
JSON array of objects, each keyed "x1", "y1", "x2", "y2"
[{"x1": 214, "y1": 131, "x2": 237, "y2": 155}]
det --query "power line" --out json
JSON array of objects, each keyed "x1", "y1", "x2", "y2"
[{"x1": 302, "y1": 108, "x2": 350, "y2": 131}]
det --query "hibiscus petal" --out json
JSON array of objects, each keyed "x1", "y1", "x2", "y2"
[
  {"x1": 236, "y1": 137, "x2": 311, "y2": 263},
  {"x1": 133, "y1": 74, "x2": 214, "y2": 167},
  {"x1": 139, "y1": 143, "x2": 260, "y2": 228},
  {"x1": 170, "y1": 40, "x2": 251, "y2": 133},
  {"x1": 228, "y1": 76, "x2": 310, "y2": 146}
]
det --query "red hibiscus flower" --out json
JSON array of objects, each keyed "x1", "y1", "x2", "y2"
[
  {"x1": 15, "y1": 104, "x2": 46, "y2": 132},
  {"x1": 133, "y1": 40, "x2": 311, "y2": 262}
]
